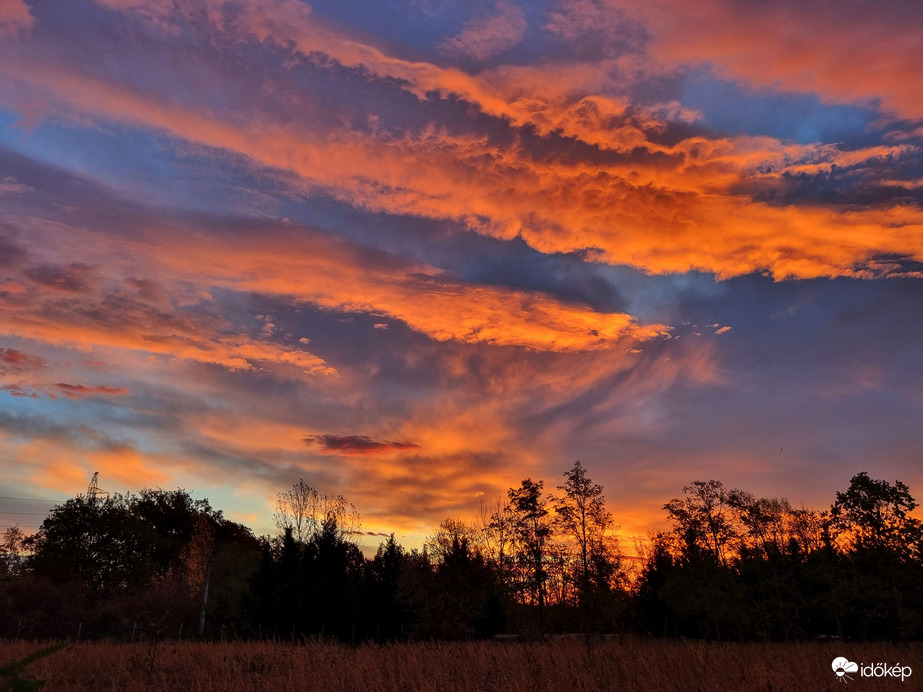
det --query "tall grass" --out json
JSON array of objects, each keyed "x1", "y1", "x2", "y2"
[{"x1": 0, "y1": 638, "x2": 917, "y2": 691}]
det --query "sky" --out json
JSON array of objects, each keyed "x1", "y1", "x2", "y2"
[{"x1": 1, "y1": 0, "x2": 922, "y2": 549}]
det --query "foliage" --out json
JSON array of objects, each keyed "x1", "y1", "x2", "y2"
[
  {"x1": 637, "y1": 472, "x2": 923, "y2": 641},
  {"x1": 663, "y1": 480, "x2": 737, "y2": 565},
  {"x1": 8, "y1": 489, "x2": 258, "y2": 640},
  {"x1": 0, "y1": 527, "x2": 28, "y2": 580},
  {"x1": 831, "y1": 471, "x2": 922, "y2": 556}
]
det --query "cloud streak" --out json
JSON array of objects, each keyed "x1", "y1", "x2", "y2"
[{"x1": 304, "y1": 434, "x2": 421, "y2": 456}]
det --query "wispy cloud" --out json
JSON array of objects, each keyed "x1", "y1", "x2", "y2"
[{"x1": 440, "y1": 1, "x2": 527, "y2": 61}]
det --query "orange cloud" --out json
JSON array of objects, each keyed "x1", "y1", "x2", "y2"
[
  {"x1": 7, "y1": 435, "x2": 169, "y2": 498},
  {"x1": 0, "y1": 244, "x2": 337, "y2": 376},
  {"x1": 619, "y1": 0, "x2": 923, "y2": 120},
  {"x1": 3, "y1": 50, "x2": 920, "y2": 284},
  {"x1": 1, "y1": 212, "x2": 666, "y2": 353}
]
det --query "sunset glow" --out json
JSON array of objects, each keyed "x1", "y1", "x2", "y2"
[{"x1": 1, "y1": 0, "x2": 922, "y2": 549}]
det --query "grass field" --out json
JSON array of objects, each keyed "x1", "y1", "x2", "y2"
[{"x1": 0, "y1": 638, "x2": 918, "y2": 691}]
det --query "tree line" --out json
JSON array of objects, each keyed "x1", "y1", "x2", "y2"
[{"x1": 1, "y1": 463, "x2": 921, "y2": 642}]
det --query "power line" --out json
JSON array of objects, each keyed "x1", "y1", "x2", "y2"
[
  {"x1": 97, "y1": 473, "x2": 132, "y2": 494},
  {"x1": 107, "y1": 478, "x2": 132, "y2": 494},
  {"x1": 0, "y1": 456, "x2": 75, "y2": 473},
  {"x1": 0, "y1": 511, "x2": 51, "y2": 515},
  {"x1": 0, "y1": 496, "x2": 65, "y2": 503}
]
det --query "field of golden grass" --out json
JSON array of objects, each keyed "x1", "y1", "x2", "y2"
[{"x1": 1, "y1": 637, "x2": 918, "y2": 691}]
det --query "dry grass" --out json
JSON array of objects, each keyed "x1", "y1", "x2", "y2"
[{"x1": 0, "y1": 637, "x2": 918, "y2": 691}]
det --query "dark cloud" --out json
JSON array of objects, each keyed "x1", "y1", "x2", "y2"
[
  {"x1": 55, "y1": 383, "x2": 130, "y2": 399},
  {"x1": 853, "y1": 254, "x2": 923, "y2": 278},
  {"x1": 24, "y1": 263, "x2": 97, "y2": 293},
  {"x1": 304, "y1": 434, "x2": 421, "y2": 455},
  {"x1": 731, "y1": 158, "x2": 923, "y2": 210},
  {"x1": 0, "y1": 410, "x2": 88, "y2": 440},
  {"x1": 0, "y1": 232, "x2": 27, "y2": 268},
  {"x1": 0, "y1": 348, "x2": 46, "y2": 374}
]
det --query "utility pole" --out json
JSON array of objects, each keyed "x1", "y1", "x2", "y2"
[{"x1": 198, "y1": 557, "x2": 212, "y2": 637}]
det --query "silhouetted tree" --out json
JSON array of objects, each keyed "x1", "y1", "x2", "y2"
[
  {"x1": 634, "y1": 532, "x2": 679, "y2": 637},
  {"x1": 508, "y1": 478, "x2": 553, "y2": 635},
  {"x1": 304, "y1": 515, "x2": 365, "y2": 639},
  {"x1": 479, "y1": 496, "x2": 516, "y2": 590},
  {"x1": 399, "y1": 527, "x2": 506, "y2": 640},
  {"x1": 0, "y1": 525, "x2": 28, "y2": 579},
  {"x1": 832, "y1": 472, "x2": 922, "y2": 557},
  {"x1": 664, "y1": 480, "x2": 736, "y2": 565},
  {"x1": 426, "y1": 518, "x2": 482, "y2": 562},
  {"x1": 362, "y1": 534, "x2": 412, "y2": 642},
  {"x1": 28, "y1": 494, "x2": 152, "y2": 593},
  {"x1": 831, "y1": 472, "x2": 923, "y2": 639},
  {"x1": 22, "y1": 489, "x2": 258, "y2": 639},
  {"x1": 553, "y1": 461, "x2": 620, "y2": 632},
  {"x1": 274, "y1": 479, "x2": 361, "y2": 544}
]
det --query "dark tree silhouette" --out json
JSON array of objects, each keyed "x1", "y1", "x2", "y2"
[
  {"x1": 832, "y1": 472, "x2": 922, "y2": 556},
  {"x1": 508, "y1": 478, "x2": 553, "y2": 636},
  {"x1": 5, "y1": 467, "x2": 923, "y2": 643},
  {"x1": 664, "y1": 480, "x2": 736, "y2": 566},
  {"x1": 831, "y1": 472, "x2": 923, "y2": 639},
  {"x1": 361, "y1": 534, "x2": 412, "y2": 642},
  {"x1": 553, "y1": 460, "x2": 620, "y2": 634},
  {"x1": 274, "y1": 479, "x2": 360, "y2": 544},
  {"x1": 20, "y1": 489, "x2": 258, "y2": 639}
]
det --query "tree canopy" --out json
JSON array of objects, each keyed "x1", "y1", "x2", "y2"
[{"x1": 2, "y1": 468, "x2": 922, "y2": 643}]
